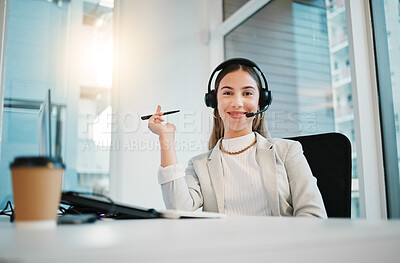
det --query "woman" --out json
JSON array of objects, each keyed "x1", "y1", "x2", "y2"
[{"x1": 148, "y1": 58, "x2": 327, "y2": 218}]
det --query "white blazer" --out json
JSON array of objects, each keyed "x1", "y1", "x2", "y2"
[{"x1": 159, "y1": 133, "x2": 327, "y2": 218}]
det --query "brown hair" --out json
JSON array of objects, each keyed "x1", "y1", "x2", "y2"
[{"x1": 208, "y1": 64, "x2": 270, "y2": 150}]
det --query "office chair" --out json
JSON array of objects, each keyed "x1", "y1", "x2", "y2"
[{"x1": 286, "y1": 133, "x2": 352, "y2": 218}]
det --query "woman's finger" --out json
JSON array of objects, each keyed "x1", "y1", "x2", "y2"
[
  {"x1": 149, "y1": 113, "x2": 163, "y2": 123},
  {"x1": 154, "y1": 117, "x2": 164, "y2": 123},
  {"x1": 149, "y1": 115, "x2": 156, "y2": 123},
  {"x1": 149, "y1": 106, "x2": 165, "y2": 124}
]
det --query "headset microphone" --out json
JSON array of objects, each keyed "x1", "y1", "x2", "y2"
[{"x1": 245, "y1": 103, "x2": 271, "y2": 118}]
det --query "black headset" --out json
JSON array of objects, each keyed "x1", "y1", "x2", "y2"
[{"x1": 204, "y1": 58, "x2": 272, "y2": 114}]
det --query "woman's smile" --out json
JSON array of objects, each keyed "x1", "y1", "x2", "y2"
[{"x1": 227, "y1": 111, "x2": 247, "y2": 119}]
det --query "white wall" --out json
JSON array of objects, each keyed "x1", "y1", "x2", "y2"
[{"x1": 111, "y1": 0, "x2": 214, "y2": 209}]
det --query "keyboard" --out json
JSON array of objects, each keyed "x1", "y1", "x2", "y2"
[{"x1": 60, "y1": 191, "x2": 160, "y2": 219}]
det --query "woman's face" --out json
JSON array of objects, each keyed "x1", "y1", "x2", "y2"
[{"x1": 217, "y1": 69, "x2": 260, "y2": 139}]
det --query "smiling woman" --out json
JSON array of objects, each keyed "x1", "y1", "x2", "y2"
[
  {"x1": 213, "y1": 63, "x2": 265, "y2": 144},
  {"x1": 217, "y1": 69, "x2": 260, "y2": 134},
  {"x1": 148, "y1": 58, "x2": 327, "y2": 218}
]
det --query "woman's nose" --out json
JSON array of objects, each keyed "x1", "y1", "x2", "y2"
[{"x1": 231, "y1": 94, "x2": 243, "y2": 107}]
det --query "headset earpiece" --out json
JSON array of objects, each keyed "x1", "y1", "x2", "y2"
[
  {"x1": 259, "y1": 90, "x2": 272, "y2": 110},
  {"x1": 204, "y1": 90, "x2": 217, "y2": 108}
]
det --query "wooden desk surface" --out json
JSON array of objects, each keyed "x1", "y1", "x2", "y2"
[{"x1": 0, "y1": 216, "x2": 399, "y2": 263}]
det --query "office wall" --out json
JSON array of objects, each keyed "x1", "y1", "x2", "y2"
[{"x1": 113, "y1": 0, "x2": 212, "y2": 208}]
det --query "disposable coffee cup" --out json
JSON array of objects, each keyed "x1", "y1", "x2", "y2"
[{"x1": 10, "y1": 156, "x2": 65, "y2": 228}]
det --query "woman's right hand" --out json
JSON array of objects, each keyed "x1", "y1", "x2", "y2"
[{"x1": 148, "y1": 105, "x2": 176, "y2": 138}]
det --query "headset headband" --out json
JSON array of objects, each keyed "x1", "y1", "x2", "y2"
[{"x1": 207, "y1": 58, "x2": 269, "y2": 93}]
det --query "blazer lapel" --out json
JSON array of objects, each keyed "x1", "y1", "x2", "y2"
[
  {"x1": 207, "y1": 140, "x2": 224, "y2": 213},
  {"x1": 256, "y1": 133, "x2": 279, "y2": 216}
]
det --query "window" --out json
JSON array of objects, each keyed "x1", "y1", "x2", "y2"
[
  {"x1": 223, "y1": 0, "x2": 360, "y2": 217},
  {"x1": 0, "y1": 0, "x2": 114, "y2": 208},
  {"x1": 370, "y1": 0, "x2": 400, "y2": 218}
]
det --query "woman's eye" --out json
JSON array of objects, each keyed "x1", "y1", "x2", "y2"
[
  {"x1": 244, "y1": 91, "x2": 253, "y2": 96},
  {"x1": 223, "y1": 91, "x2": 232, "y2": 95}
]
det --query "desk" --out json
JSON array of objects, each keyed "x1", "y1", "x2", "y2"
[{"x1": 0, "y1": 216, "x2": 399, "y2": 263}]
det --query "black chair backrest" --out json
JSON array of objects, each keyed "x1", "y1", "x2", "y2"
[{"x1": 286, "y1": 133, "x2": 352, "y2": 218}]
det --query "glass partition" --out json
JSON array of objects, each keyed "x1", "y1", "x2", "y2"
[{"x1": 0, "y1": 0, "x2": 114, "y2": 208}]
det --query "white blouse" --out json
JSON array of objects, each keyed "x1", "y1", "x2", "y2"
[{"x1": 220, "y1": 132, "x2": 271, "y2": 216}]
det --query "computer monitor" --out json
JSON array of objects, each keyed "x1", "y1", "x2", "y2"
[{"x1": 38, "y1": 89, "x2": 52, "y2": 157}]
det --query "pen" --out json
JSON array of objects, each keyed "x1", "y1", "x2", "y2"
[{"x1": 141, "y1": 110, "x2": 180, "y2": 120}]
